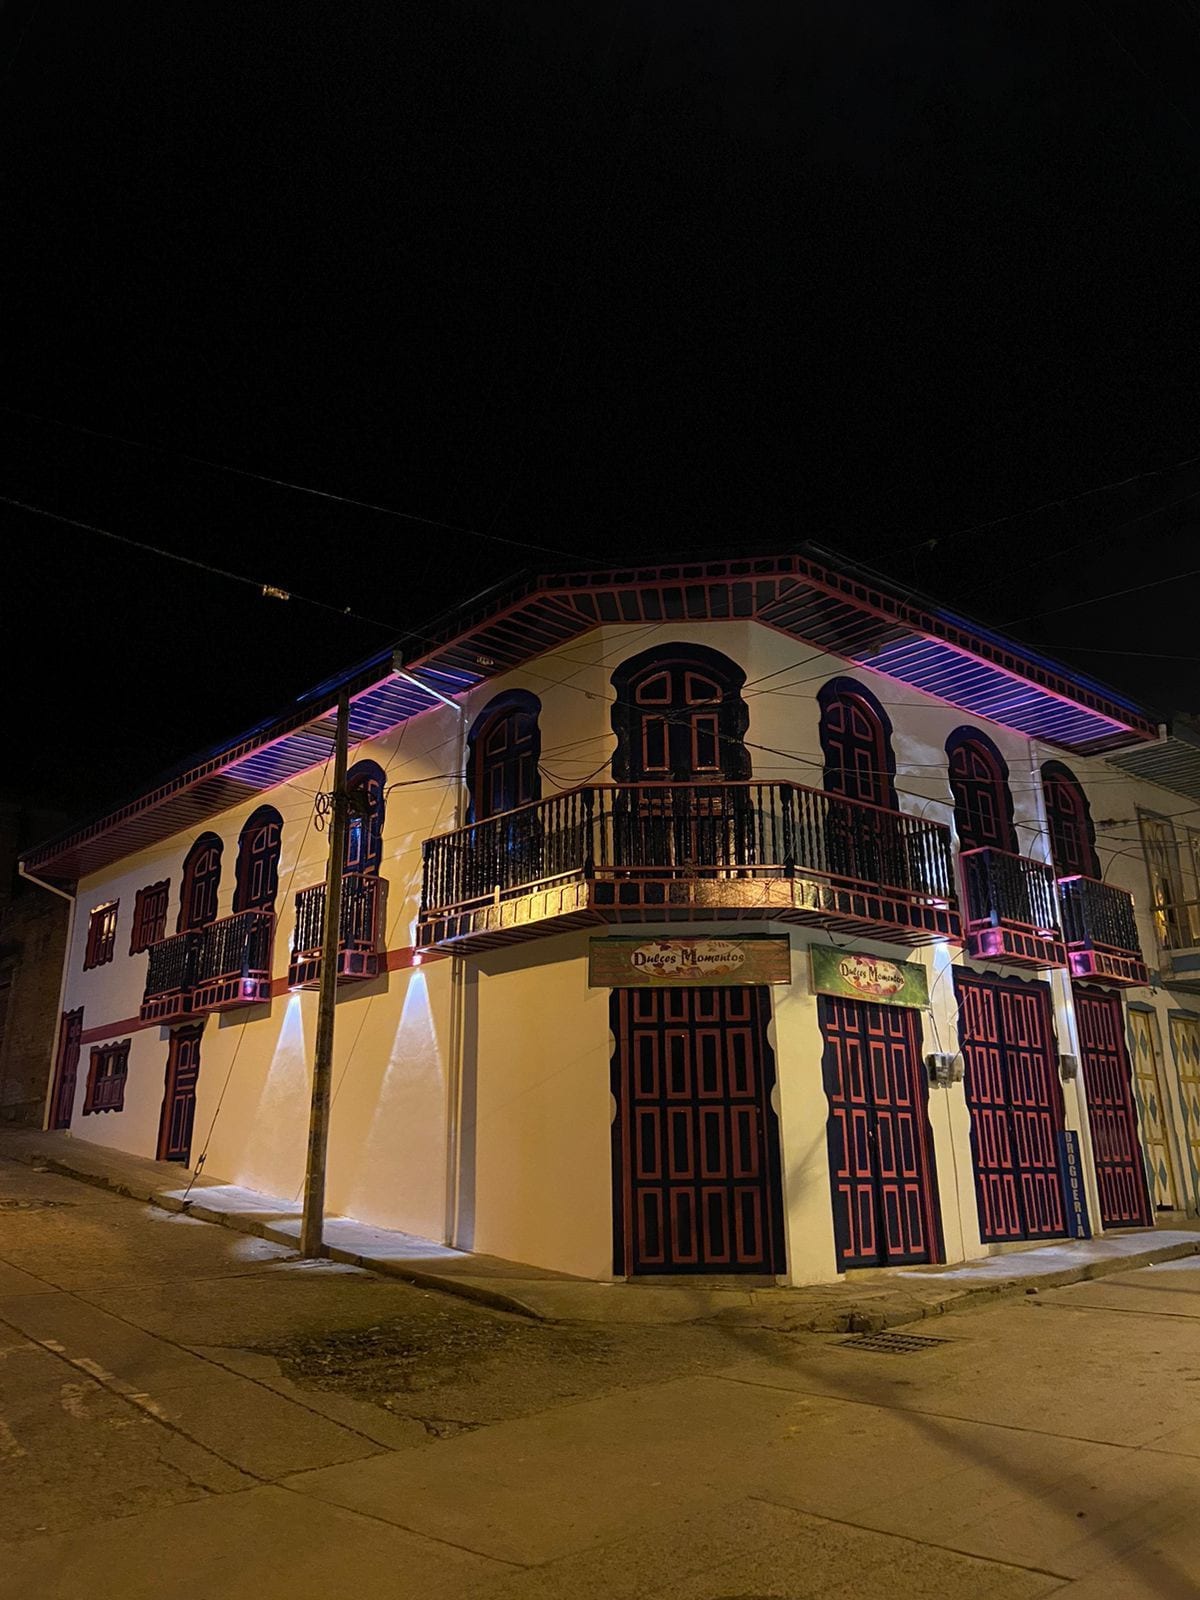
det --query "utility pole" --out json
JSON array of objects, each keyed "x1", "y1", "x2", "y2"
[{"x1": 300, "y1": 688, "x2": 350, "y2": 1257}]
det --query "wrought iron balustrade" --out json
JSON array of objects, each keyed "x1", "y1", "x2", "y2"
[
  {"x1": 141, "y1": 912, "x2": 275, "y2": 1019},
  {"x1": 1056, "y1": 874, "x2": 1148, "y2": 986},
  {"x1": 959, "y1": 847, "x2": 1065, "y2": 968},
  {"x1": 419, "y1": 781, "x2": 959, "y2": 949},
  {"x1": 289, "y1": 872, "x2": 385, "y2": 986}
]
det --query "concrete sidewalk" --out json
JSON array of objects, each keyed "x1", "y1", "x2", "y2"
[{"x1": 3, "y1": 1126, "x2": 1198, "y2": 1332}]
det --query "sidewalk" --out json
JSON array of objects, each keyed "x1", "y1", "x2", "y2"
[{"x1": 3, "y1": 1125, "x2": 1198, "y2": 1333}]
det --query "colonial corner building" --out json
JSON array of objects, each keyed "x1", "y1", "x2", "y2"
[{"x1": 21, "y1": 550, "x2": 1200, "y2": 1284}]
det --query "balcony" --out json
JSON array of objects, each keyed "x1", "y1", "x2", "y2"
[
  {"x1": 417, "y1": 781, "x2": 960, "y2": 954},
  {"x1": 140, "y1": 911, "x2": 275, "y2": 1023},
  {"x1": 288, "y1": 873, "x2": 386, "y2": 988},
  {"x1": 959, "y1": 848, "x2": 1067, "y2": 970},
  {"x1": 1056, "y1": 875, "x2": 1149, "y2": 987}
]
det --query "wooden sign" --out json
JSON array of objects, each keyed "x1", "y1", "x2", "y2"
[
  {"x1": 808, "y1": 945, "x2": 929, "y2": 1008},
  {"x1": 589, "y1": 935, "x2": 791, "y2": 988}
]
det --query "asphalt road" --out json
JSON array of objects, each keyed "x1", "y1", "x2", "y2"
[{"x1": 1, "y1": 1153, "x2": 1197, "y2": 1597}]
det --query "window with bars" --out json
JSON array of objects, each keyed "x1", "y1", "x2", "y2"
[
  {"x1": 129, "y1": 881, "x2": 170, "y2": 954},
  {"x1": 83, "y1": 902, "x2": 119, "y2": 970},
  {"x1": 82, "y1": 1040, "x2": 130, "y2": 1114}
]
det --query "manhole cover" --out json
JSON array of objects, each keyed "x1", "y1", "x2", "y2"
[
  {"x1": 841, "y1": 1331, "x2": 948, "y2": 1353},
  {"x1": 0, "y1": 1198, "x2": 74, "y2": 1211}
]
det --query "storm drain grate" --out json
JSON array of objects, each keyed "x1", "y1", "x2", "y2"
[
  {"x1": 0, "y1": 1198, "x2": 75, "y2": 1211},
  {"x1": 840, "y1": 1331, "x2": 949, "y2": 1353}
]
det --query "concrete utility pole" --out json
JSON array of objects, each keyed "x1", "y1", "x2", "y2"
[{"x1": 300, "y1": 688, "x2": 350, "y2": 1257}]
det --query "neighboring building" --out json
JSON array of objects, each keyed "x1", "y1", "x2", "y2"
[
  {"x1": 0, "y1": 799, "x2": 70, "y2": 1125},
  {"x1": 19, "y1": 551, "x2": 1200, "y2": 1283}
]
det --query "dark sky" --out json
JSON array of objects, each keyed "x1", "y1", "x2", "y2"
[{"x1": 4, "y1": 2, "x2": 1200, "y2": 822}]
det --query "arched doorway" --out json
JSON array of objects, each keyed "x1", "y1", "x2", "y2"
[
  {"x1": 610, "y1": 644, "x2": 751, "y2": 871},
  {"x1": 177, "y1": 834, "x2": 223, "y2": 932},
  {"x1": 1041, "y1": 762, "x2": 1099, "y2": 879},
  {"x1": 611, "y1": 643, "x2": 750, "y2": 785},
  {"x1": 344, "y1": 761, "x2": 386, "y2": 876},
  {"x1": 817, "y1": 679, "x2": 897, "y2": 887},
  {"x1": 947, "y1": 729, "x2": 1016, "y2": 853},
  {"x1": 233, "y1": 806, "x2": 283, "y2": 912},
  {"x1": 467, "y1": 692, "x2": 541, "y2": 821}
]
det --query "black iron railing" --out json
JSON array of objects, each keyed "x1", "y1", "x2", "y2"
[
  {"x1": 291, "y1": 873, "x2": 383, "y2": 958},
  {"x1": 421, "y1": 781, "x2": 957, "y2": 917},
  {"x1": 143, "y1": 930, "x2": 201, "y2": 1000},
  {"x1": 1057, "y1": 874, "x2": 1142, "y2": 956},
  {"x1": 193, "y1": 910, "x2": 274, "y2": 985},
  {"x1": 960, "y1": 848, "x2": 1060, "y2": 936}
]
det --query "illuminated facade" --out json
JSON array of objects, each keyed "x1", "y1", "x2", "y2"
[{"x1": 22, "y1": 553, "x2": 1200, "y2": 1282}]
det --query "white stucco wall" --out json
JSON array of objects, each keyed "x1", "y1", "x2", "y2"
[{"x1": 51, "y1": 614, "x2": 1200, "y2": 1286}]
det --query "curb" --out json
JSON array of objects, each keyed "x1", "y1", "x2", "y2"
[
  {"x1": 10, "y1": 1139, "x2": 1200, "y2": 1333},
  {"x1": 19, "y1": 1148, "x2": 545, "y2": 1322}
]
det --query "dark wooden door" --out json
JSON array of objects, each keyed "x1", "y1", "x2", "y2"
[
  {"x1": 235, "y1": 810, "x2": 282, "y2": 912},
  {"x1": 157, "y1": 1025, "x2": 203, "y2": 1164},
  {"x1": 178, "y1": 836, "x2": 222, "y2": 932},
  {"x1": 49, "y1": 1007, "x2": 84, "y2": 1130},
  {"x1": 818, "y1": 995, "x2": 941, "y2": 1268},
  {"x1": 955, "y1": 974, "x2": 1067, "y2": 1242},
  {"x1": 611, "y1": 986, "x2": 784, "y2": 1275},
  {"x1": 1042, "y1": 764, "x2": 1099, "y2": 879},
  {"x1": 475, "y1": 708, "x2": 540, "y2": 820},
  {"x1": 948, "y1": 738, "x2": 1016, "y2": 853},
  {"x1": 1073, "y1": 988, "x2": 1153, "y2": 1228}
]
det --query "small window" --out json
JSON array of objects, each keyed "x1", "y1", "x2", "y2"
[
  {"x1": 82, "y1": 1040, "x2": 130, "y2": 1114},
  {"x1": 83, "y1": 902, "x2": 119, "y2": 970},
  {"x1": 130, "y1": 881, "x2": 170, "y2": 954}
]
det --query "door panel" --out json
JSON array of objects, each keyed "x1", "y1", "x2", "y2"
[
  {"x1": 157, "y1": 1027, "x2": 203, "y2": 1165},
  {"x1": 49, "y1": 1008, "x2": 84, "y2": 1130},
  {"x1": 1168, "y1": 1014, "x2": 1200, "y2": 1208},
  {"x1": 612, "y1": 986, "x2": 783, "y2": 1275},
  {"x1": 1074, "y1": 989, "x2": 1153, "y2": 1228},
  {"x1": 956, "y1": 974, "x2": 1067, "y2": 1242},
  {"x1": 1128, "y1": 1009, "x2": 1180, "y2": 1210},
  {"x1": 819, "y1": 995, "x2": 941, "y2": 1268}
]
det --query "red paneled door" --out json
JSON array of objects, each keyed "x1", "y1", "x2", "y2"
[
  {"x1": 49, "y1": 1007, "x2": 84, "y2": 1130},
  {"x1": 611, "y1": 986, "x2": 785, "y2": 1275},
  {"x1": 1073, "y1": 988, "x2": 1153, "y2": 1229},
  {"x1": 157, "y1": 1025, "x2": 203, "y2": 1164},
  {"x1": 955, "y1": 974, "x2": 1066, "y2": 1242},
  {"x1": 818, "y1": 995, "x2": 942, "y2": 1268}
]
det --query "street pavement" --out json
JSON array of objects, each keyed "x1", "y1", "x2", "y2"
[{"x1": 1, "y1": 1152, "x2": 1197, "y2": 1597}]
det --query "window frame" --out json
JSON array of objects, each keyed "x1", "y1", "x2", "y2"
[
  {"x1": 129, "y1": 880, "x2": 171, "y2": 954},
  {"x1": 83, "y1": 901, "x2": 119, "y2": 970},
  {"x1": 82, "y1": 1039, "x2": 131, "y2": 1114}
]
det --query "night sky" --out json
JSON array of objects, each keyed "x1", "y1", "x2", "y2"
[{"x1": 4, "y1": 3, "x2": 1200, "y2": 824}]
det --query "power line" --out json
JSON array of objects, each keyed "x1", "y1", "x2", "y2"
[
  {"x1": 1004, "y1": 564, "x2": 1200, "y2": 627},
  {"x1": 1, "y1": 404, "x2": 600, "y2": 563}
]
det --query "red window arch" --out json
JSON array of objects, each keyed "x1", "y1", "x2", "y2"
[
  {"x1": 947, "y1": 729, "x2": 1017, "y2": 853},
  {"x1": 1041, "y1": 762, "x2": 1100, "y2": 879},
  {"x1": 177, "y1": 833, "x2": 223, "y2": 932},
  {"x1": 817, "y1": 679, "x2": 896, "y2": 809},
  {"x1": 233, "y1": 806, "x2": 283, "y2": 912}
]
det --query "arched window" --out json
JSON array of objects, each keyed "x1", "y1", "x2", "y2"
[
  {"x1": 177, "y1": 833, "x2": 223, "y2": 932},
  {"x1": 946, "y1": 729, "x2": 1016, "y2": 853},
  {"x1": 344, "y1": 761, "x2": 386, "y2": 876},
  {"x1": 817, "y1": 679, "x2": 896, "y2": 809},
  {"x1": 1041, "y1": 761, "x2": 1099, "y2": 879},
  {"x1": 610, "y1": 643, "x2": 750, "y2": 783},
  {"x1": 233, "y1": 806, "x2": 283, "y2": 912},
  {"x1": 467, "y1": 692, "x2": 541, "y2": 822}
]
